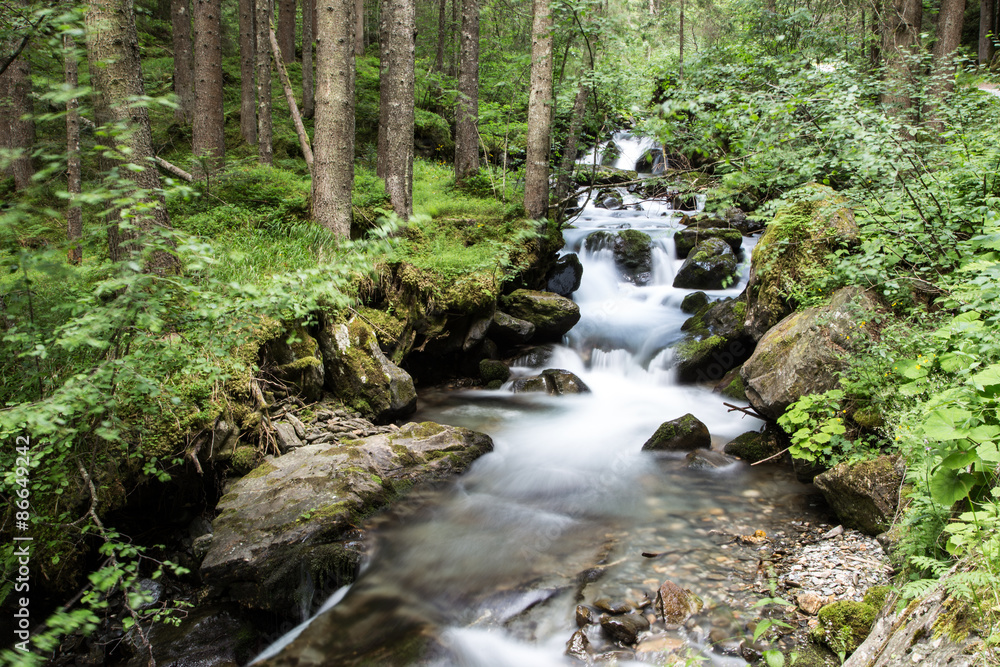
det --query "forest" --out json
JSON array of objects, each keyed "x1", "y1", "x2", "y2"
[{"x1": 2, "y1": 0, "x2": 1000, "y2": 662}]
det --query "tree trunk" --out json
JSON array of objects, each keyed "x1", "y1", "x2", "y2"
[
  {"x1": 880, "y1": 0, "x2": 922, "y2": 110},
  {"x1": 678, "y1": 0, "x2": 684, "y2": 78},
  {"x1": 239, "y1": 0, "x2": 257, "y2": 144},
  {"x1": 555, "y1": 79, "x2": 589, "y2": 205},
  {"x1": 433, "y1": 0, "x2": 446, "y2": 72},
  {"x1": 313, "y1": 0, "x2": 356, "y2": 238},
  {"x1": 64, "y1": 34, "x2": 82, "y2": 265},
  {"x1": 269, "y1": 25, "x2": 314, "y2": 172},
  {"x1": 302, "y1": 0, "x2": 315, "y2": 117},
  {"x1": 171, "y1": 0, "x2": 194, "y2": 123},
  {"x1": 454, "y1": 0, "x2": 479, "y2": 183},
  {"x1": 376, "y1": 0, "x2": 415, "y2": 218},
  {"x1": 256, "y1": 0, "x2": 274, "y2": 164},
  {"x1": 931, "y1": 0, "x2": 966, "y2": 95},
  {"x1": 981, "y1": 0, "x2": 996, "y2": 66},
  {"x1": 356, "y1": 0, "x2": 366, "y2": 55},
  {"x1": 449, "y1": 0, "x2": 458, "y2": 76},
  {"x1": 524, "y1": 0, "x2": 553, "y2": 220},
  {"x1": 86, "y1": 0, "x2": 177, "y2": 272},
  {"x1": 278, "y1": 0, "x2": 296, "y2": 62},
  {"x1": 377, "y1": 0, "x2": 390, "y2": 174},
  {"x1": 193, "y1": 0, "x2": 225, "y2": 174},
  {"x1": 0, "y1": 5, "x2": 35, "y2": 191}
]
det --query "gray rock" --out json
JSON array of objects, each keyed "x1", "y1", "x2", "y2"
[
  {"x1": 463, "y1": 316, "x2": 493, "y2": 353},
  {"x1": 585, "y1": 230, "x2": 654, "y2": 285},
  {"x1": 273, "y1": 421, "x2": 304, "y2": 452},
  {"x1": 547, "y1": 253, "x2": 584, "y2": 297},
  {"x1": 127, "y1": 604, "x2": 258, "y2": 667},
  {"x1": 723, "y1": 425, "x2": 786, "y2": 463},
  {"x1": 642, "y1": 414, "x2": 710, "y2": 452},
  {"x1": 685, "y1": 449, "x2": 738, "y2": 469},
  {"x1": 501, "y1": 290, "x2": 582, "y2": 341},
  {"x1": 261, "y1": 325, "x2": 325, "y2": 403},
  {"x1": 286, "y1": 412, "x2": 306, "y2": 439},
  {"x1": 813, "y1": 456, "x2": 905, "y2": 536},
  {"x1": 672, "y1": 238, "x2": 738, "y2": 290},
  {"x1": 674, "y1": 227, "x2": 743, "y2": 258},
  {"x1": 488, "y1": 311, "x2": 536, "y2": 344},
  {"x1": 201, "y1": 422, "x2": 493, "y2": 613},
  {"x1": 511, "y1": 369, "x2": 591, "y2": 395}
]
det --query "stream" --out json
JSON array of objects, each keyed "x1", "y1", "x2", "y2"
[{"x1": 256, "y1": 134, "x2": 828, "y2": 666}]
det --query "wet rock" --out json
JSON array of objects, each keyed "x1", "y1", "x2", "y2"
[
  {"x1": 463, "y1": 316, "x2": 493, "y2": 352},
  {"x1": 685, "y1": 449, "x2": 738, "y2": 469},
  {"x1": 574, "y1": 166, "x2": 638, "y2": 187},
  {"x1": 635, "y1": 634, "x2": 686, "y2": 655},
  {"x1": 565, "y1": 630, "x2": 593, "y2": 661},
  {"x1": 585, "y1": 230, "x2": 654, "y2": 285},
  {"x1": 596, "y1": 191, "x2": 624, "y2": 210},
  {"x1": 600, "y1": 613, "x2": 650, "y2": 645},
  {"x1": 318, "y1": 316, "x2": 417, "y2": 424},
  {"x1": 797, "y1": 591, "x2": 833, "y2": 615},
  {"x1": 576, "y1": 604, "x2": 597, "y2": 627},
  {"x1": 672, "y1": 238, "x2": 738, "y2": 290},
  {"x1": 714, "y1": 366, "x2": 747, "y2": 400},
  {"x1": 813, "y1": 456, "x2": 905, "y2": 536},
  {"x1": 674, "y1": 296, "x2": 754, "y2": 384},
  {"x1": 642, "y1": 414, "x2": 711, "y2": 452},
  {"x1": 680, "y1": 291, "x2": 709, "y2": 314},
  {"x1": 201, "y1": 422, "x2": 493, "y2": 613},
  {"x1": 679, "y1": 213, "x2": 733, "y2": 229},
  {"x1": 741, "y1": 286, "x2": 880, "y2": 420},
  {"x1": 479, "y1": 359, "x2": 511, "y2": 384},
  {"x1": 273, "y1": 421, "x2": 304, "y2": 452},
  {"x1": 723, "y1": 424, "x2": 786, "y2": 464},
  {"x1": 674, "y1": 227, "x2": 743, "y2": 258},
  {"x1": 261, "y1": 325, "x2": 325, "y2": 402},
  {"x1": 488, "y1": 311, "x2": 536, "y2": 344},
  {"x1": 594, "y1": 598, "x2": 633, "y2": 614},
  {"x1": 725, "y1": 207, "x2": 763, "y2": 234},
  {"x1": 511, "y1": 369, "x2": 591, "y2": 395},
  {"x1": 129, "y1": 603, "x2": 259, "y2": 667},
  {"x1": 501, "y1": 289, "x2": 581, "y2": 342},
  {"x1": 744, "y1": 184, "x2": 859, "y2": 340},
  {"x1": 192, "y1": 533, "x2": 213, "y2": 560},
  {"x1": 547, "y1": 253, "x2": 584, "y2": 297},
  {"x1": 635, "y1": 148, "x2": 664, "y2": 173},
  {"x1": 655, "y1": 581, "x2": 699, "y2": 625}
]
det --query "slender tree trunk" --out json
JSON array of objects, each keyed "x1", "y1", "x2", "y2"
[
  {"x1": 64, "y1": 34, "x2": 82, "y2": 265},
  {"x1": 193, "y1": 0, "x2": 225, "y2": 174},
  {"x1": 454, "y1": 0, "x2": 479, "y2": 182},
  {"x1": 356, "y1": 0, "x2": 366, "y2": 54},
  {"x1": 376, "y1": 0, "x2": 415, "y2": 218},
  {"x1": 678, "y1": 0, "x2": 684, "y2": 78},
  {"x1": 302, "y1": 0, "x2": 315, "y2": 117},
  {"x1": 555, "y1": 79, "x2": 589, "y2": 205},
  {"x1": 449, "y1": 0, "x2": 458, "y2": 76},
  {"x1": 256, "y1": 0, "x2": 274, "y2": 164},
  {"x1": 0, "y1": 6, "x2": 35, "y2": 191},
  {"x1": 434, "y1": 0, "x2": 446, "y2": 72},
  {"x1": 377, "y1": 0, "x2": 390, "y2": 172},
  {"x1": 278, "y1": 0, "x2": 296, "y2": 62},
  {"x1": 313, "y1": 0, "x2": 356, "y2": 238},
  {"x1": 239, "y1": 0, "x2": 257, "y2": 144},
  {"x1": 171, "y1": 0, "x2": 194, "y2": 123},
  {"x1": 880, "y1": 0, "x2": 922, "y2": 110},
  {"x1": 269, "y1": 25, "x2": 314, "y2": 171},
  {"x1": 86, "y1": 0, "x2": 177, "y2": 272},
  {"x1": 524, "y1": 0, "x2": 553, "y2": 220},
  {"x1": 981, "y1": 0, "x2": 996, "y2": 65}
]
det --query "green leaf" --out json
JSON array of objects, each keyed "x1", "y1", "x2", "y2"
[
  {"x1": 921, "y1": 408, "x2": 973, "y2": 441},
  {"x1": 937, "y1": 450, "x2": 977, "y2": 471},
  {"x1": 929, "y1": 469, "x2": 977, "y2": 505}
]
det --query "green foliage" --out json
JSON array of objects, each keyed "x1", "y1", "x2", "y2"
[{"x1": 778, "y1": 390, "x2": 861, "y2": 465}]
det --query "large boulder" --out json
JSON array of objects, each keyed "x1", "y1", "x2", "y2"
[
  {"x1": 260, "y1": 325, "x2": 325, "y2": 403},
  {"x1": 546, "y1": 253, "x2": 584, "y2": 297},
  {"x1": 642, "y1": 414, "x2": 710, "y2": 452},
  {"x1": 740, "y1": 287, "x2": 879, "y2": 420},
  {"x1": 813, "y1": 456, "x2": 905, "y2": 536},
  {"x1": 511, "y1": 368, "x2": 591, "y2": 395},
  {"x1": 673, "y1": 296, "x2": 754, "y2": 384},
  {"x1": 585, "y1": 230, "x2": 654, "y2": 285},
  {"x1": 318, "y1": 317, "x2": 417, "y2": 424},
  {"x1": 672, "y1": 238, "x2": 738, "y2": 290},
  {"x1": 744, "y1": 184, "x2": 859, "y2": 340},
  {"x1": 674, "y1": 227, "x2": 743, "y2": 258},
  {"x1": 500, "y1": 290, "x2": 581, "y2": 341},
  {"x1": 488, "y1": 311, "x2": 536, "y2": 344},
  {"x1": 201, "y1": 422, "x2": 493, "y2": 613}
]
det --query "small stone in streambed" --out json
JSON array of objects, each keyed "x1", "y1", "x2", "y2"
[
  {"x1": 686, "y1": 449, "x2": 739, "y2": 469},
  {"x1": 479, "y1": 359, "x2": 510, "y2": 384},
  {"x1": 641, "y1": 414, "x2": 710, "y2": 452},
  {"x1": 600, "y1": 613, "x2": 650, "y2": 645},
  {"x1": 594, "y1": 598, "x2": 633, "y2": 614},
  {"x1": 576, "y1": 605, "x2": 596, "y2": 627},
  {"x1": 565, "y1": 630, "x2": 592, "y2": 661},
  {"x1": 656, "y1": 581, "x2": 700, "y2": 625}
]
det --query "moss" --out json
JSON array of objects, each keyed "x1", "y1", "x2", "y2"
[
  {"x1": 852, "y1": 405, "x2": 884, "y2": 429},
  {"x1": 933, "y1": 595, "x2": 976, "y2": 643},
  {"x1": 721, "y1": 374, "x2": 746, "y2": 400},
  {"x1": 732, "y1": 299, "x2": 747, "y2": 320},
  {"x1": 811, "y1": 600, "x2": 877, "y2": 655},
  {"x1": 863, "y1": 585, "x2": 891, "y2": 611},
  {"x1": 479, "y1": 359, "x2": 511, "y2": 383},
  {"x1": 405, "y1": 422, "x2": 447, "y2": 439},
  {"x1": 676, "y1": 334, "x2": 724, "y2": 361},
  {"x1": 242, "y1": 460, "x2": 278, "y2": 480},
  {"x1": 356, "y1": 306, "x2": 407, "y2": 346},
  {"x1": 230, "y1": 446, "x2": 259, "y2": 476},
  {"x1": 486, "y1": 379, "x2": 504, "y2": 390},
  {"x1": 681, "y1": 291, "x2": 709, "y2": 314}
]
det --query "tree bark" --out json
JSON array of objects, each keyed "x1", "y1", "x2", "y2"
[
  {"x1": 981, "y1": 0, "x2": 996, "y2": 66},
  {"x1": 454, "y1": 0, "x2": 479, "y2": 183},
  {"x1": 524, "y1": 0, "x2": 553, "y2": 220},
  {"x1": 356, "y1": 0, "x2": 366, "y2": 55},
  {"x1": 256, "y1": 0, "x2": 274, "y2": 164},
  {"x1": 86, "y1": 0, "x2": 177, "y2": 272},
  {"x1": 433, "y1": 0, "x2": 446, "y2": 72},
  {"x1": 376, "y1": 0, "x2": 415, "y2": 218},
  {"x1": 171, "y1": 0, "x2": 194, "y2": 123},
  {"x1": 555, "y1": 78, "x2": 589, "y2": 205},
  {"x1": 64, "y1": 34, "x2": 82, "y2": 265},
  {"x1": 193, "y1": 0, "x2": 225, "y2": 174},
  {"x1": 880, "y1": 0, "x2": 922, "y2": 110},
  {"x1": 0, "y1": 4, "x2": 35, "y2": 192},
  {"x1": 239, "y1": 0, "x2": 257, "y2": 144},
  {"x1": 313, "y1": 0, "x2": 356, "y2": 238},
  {"x1": 931, "y1": 0, "x2": 966, "y2": 95},
  {"x1": 269, "y1": 25, "x2": 314, "y2": 172},
  {"x1": 302, "y1": 0, "x2": 315, "y2": 118},
  {"x1": 278, "y1": 0, "x2": 296, "y2": 62},
  {"x1": 678, "y1": 0, "x2": 684, "y2": 78}
]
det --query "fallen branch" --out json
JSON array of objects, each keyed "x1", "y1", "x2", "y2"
[
  {"x1": 750, "y1": 445, "x2": 792, "y2": 466},
  {"x1": 269, "y1": 25, "x2": 314, "y2": 174},
  {"x1": 723, "y1": 402, "x2": 767, "y2": 420},
  {"x1": 154, "y1": 156, "x2": 194, "y2": 182}
]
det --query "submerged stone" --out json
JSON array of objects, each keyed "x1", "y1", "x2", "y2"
[
  {"x1": 511, "y1": 368, "x2": 591, "y2": 395},
  {"x1": 600, "y1": 613, "x2": 650, "y2": 645}
]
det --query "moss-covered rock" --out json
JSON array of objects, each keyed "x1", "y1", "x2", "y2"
[
  {"x1": 673, "y1": 296, "x2": 754, "y2": 383},
  {"x1": 642, "y1": 414, "x2": 711, "y2": 452},
  {"x1": 744, "y1": 184, "x2": 859, "y2": 340},
  {"x1": 811, "y1": 600, "x2": 878, "y2": 655},
  {"x1": 680, "y1": 291, "x2": 709, "y2": 314},
  {"x1": 717, "y1": 370, "x2": 747, "y2": 400},
  {"x1": 500, "y1": 290, "x2": 581, "y2": 342},
  {"x1": 260, "y1": 324, "x2": 325, "y2": 403},
  {"x1": 201, "y1": 421, "x2": 494, "y2": 614},
  {"x1": 511, "y1": 368, "x2": 590, "y2": 395},
  {"x1": 813, "y1": 455, "x2": 904, "y2": 536},
  {"x1": 479, "y1": 359, "x2": 511, "y2": 384},
  {"x1": 573, "y1": 166, "x2": 638, "y2": 187},
  {"x1": 585, "y1": 229, "x2": 654, "y2": 285},
  {"x1": 723, "y1": 424, "x2": 786, "y2": 463},
  {"x1": 488, "y1": 310, "x2": 536, "y2": 345},
  {"x1": 674, "y1": 227, "x2": 743, "y2": 258},
  {"x1": 672, "y1": 238, "x2": 738, "y2": 290}
]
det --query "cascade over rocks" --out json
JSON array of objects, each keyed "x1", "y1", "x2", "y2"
[
  {"x1": 500, "y1": 289, "x2": 581, "y2": 341},
  {"x1": 584, "y1": 229, "x2": 654, "y2": 285},
  {"x1": 813, "y1": 455, "x2": 905, "y2": 536},
  {"x1": 674, "y1": 227, "x2": 743, "y2": 258},
  {"x1": 642, "y1": 414, "x2": 710, "y2": 451},
  {"x1": 672, "y1": 238, "x2": 738, "y2": 290},
  {"x1": 511, "y1": 368, "x2": 591, "y2": 395},
  {"x1": 744, "y1": 184, "x2": 860, "y2": 340},
  {"x1": 200, "y1": 421, "x2": 494, "y2": 614},
  {"x1": 673, "y1": 295, "x2": 754, "y2": 383},
  {"x1": 741, "y1": 286, "x2": 880, "y2": 420}
]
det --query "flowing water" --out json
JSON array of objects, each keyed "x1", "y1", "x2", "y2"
[{"x1": 257, "y1": 135, "x2": 826, "y2": 666}]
